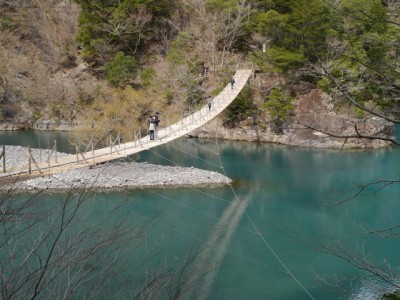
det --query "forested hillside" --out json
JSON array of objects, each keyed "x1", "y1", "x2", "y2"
[{"x1": 0, "y1": 0, "x2": 399, "y2": 148}]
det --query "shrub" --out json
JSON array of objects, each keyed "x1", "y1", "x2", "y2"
[
  {"x1": 223, "y1": 86, "x2": 255, "y2": 128},
  {"x1": 33, "y1": 109, "x2": 42, "y2": 121},
  {"x1": 263, "y1": 87, "x2": 294, "y2": 122},
  {"x1": 141, "y1": 67, "x2": 155, "y2": 88},
  {"x1": 101, "y1": 52, "x2": 138, "y2": 87}
]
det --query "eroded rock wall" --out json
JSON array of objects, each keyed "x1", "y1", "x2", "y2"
[{"x1": 193, "y1": 86, "x2": 393, "y2": 149}]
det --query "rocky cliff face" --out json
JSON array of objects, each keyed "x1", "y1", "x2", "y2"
[{"x1": 193, "y1": 86, "x2": 393, "y2": 149}]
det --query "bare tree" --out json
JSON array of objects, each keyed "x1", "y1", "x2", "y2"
[
  {"x1": 288, "y1": 0, "x2": 400, "y2": 148},
  {"x1": 0, "y1": 181, "x2": 209, "y2": 299},
  {"x1": 318, "y1": 0, "x2": 400, "y2": 124},
  {"x1": 277, "y1": 3, "x2": 400, "y2": 297},
  {"x1": 103, "y1": 6, "x2": 153, "y2": 55},
  {"x1": 184, "y1": 0, "x2": 252, "y2": 70}
]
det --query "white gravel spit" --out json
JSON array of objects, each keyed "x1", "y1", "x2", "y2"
[{"x1": 0, "y1": 146, "x2": 231, "y2": 191}]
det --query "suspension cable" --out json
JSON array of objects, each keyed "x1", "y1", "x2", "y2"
[{"x1": 135, "y1": 137, "x2": 316, "y2": 300}]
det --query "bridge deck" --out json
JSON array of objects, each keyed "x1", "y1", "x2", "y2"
[{"x1": 1, "y1": 69, "x2": 253, "y2": 179}]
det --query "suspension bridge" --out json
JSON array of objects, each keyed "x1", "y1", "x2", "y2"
[{"x1": 0, "y1": 69, "x2": 252, "y2": 180}]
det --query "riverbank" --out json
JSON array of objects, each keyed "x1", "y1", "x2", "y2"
[
  {"x1": 0, "y1": 146, "x2": 231, "y2": 191},
  {"x1": 0, "y1": 120, "x2": 93, "y2": 131}
]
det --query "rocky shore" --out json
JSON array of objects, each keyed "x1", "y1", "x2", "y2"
[
  {"x1": 0, "y1": 146, "x2": 231, "y2": 191},
  {"x1": 192, "y1": 88, "x2": 394, "y2": 149}
]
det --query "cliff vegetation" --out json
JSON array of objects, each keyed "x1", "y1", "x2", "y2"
[{"x1": 0, "y1": 0, "x2": 399, "y2": 148}]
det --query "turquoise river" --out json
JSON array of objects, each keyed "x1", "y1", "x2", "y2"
[{"x1": 1, "y1": 130, "x2": 400, "y2": 300}]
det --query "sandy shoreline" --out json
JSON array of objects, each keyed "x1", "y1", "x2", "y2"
[{"x1": 0, "y1": 146, "x2": 231, "y2": 191}]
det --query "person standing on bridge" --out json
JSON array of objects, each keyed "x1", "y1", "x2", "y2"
[
  {"x1": 147, "y1": 115, "x2": 152, "y2": 127},
  {"x1": 153, "y1": 112, "x2": 160, "y2": 138},
  {"x1": 230, "y1": 77, "x2": 235, "y2": 90},
  {"x1": 153, "y1": 112, "x2": 160, "y2": 128}
]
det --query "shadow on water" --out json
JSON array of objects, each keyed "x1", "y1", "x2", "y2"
[
  {"x1": 188, "y1": 194, "x2": 253, "y2": 300},
  {"x1": 2, "y1": 132, "x2": 400, "y2": 299}
]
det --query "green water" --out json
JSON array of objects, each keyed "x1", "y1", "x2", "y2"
[
  {"x1": 0, "y1": 130, "x2": 76, "y2": 152},
  {"x1": 1, "y1": 132, "x2": 400, "y2": 299}
]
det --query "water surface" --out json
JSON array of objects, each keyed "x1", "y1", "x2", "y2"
[{"x1": 1, "y1": 131, "x2": 400, "y2": 299}]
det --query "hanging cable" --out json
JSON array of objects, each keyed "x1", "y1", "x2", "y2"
[
  {"x1": 139, "y1": 137, "x2": 316, "y2": 300},
  {"x1": 215, "y1": 153, "x2": 316, "y2": 300}
]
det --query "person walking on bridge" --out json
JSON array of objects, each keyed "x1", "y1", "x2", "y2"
[
  {"x1": 206, "y1": 96, "x2": 213, "y2": 111},
  {"x1": 230, "y1": 77, "x2": 235, "y2": 90}
]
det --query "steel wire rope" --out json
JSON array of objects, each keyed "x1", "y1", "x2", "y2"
[
  {"x1": 184, "y1": 139, "x2": 221, "y2": 156},
  {"x1": 122, "y1": 150, "x2": 290, "y2": 275},
  {"x1": 147, "y1": 138, "x2": 316, "y2": 299},
  {"x1": 161, "y1": 75, "x2": 316, "y2": 299},
  {"x1": 117, "y1": 142, "x2": 292, "y2": 275},
  {"x1": 139, "y1": 173, "x2": 286, "y2": 274},
  {"x1": 79, "y1": 72, "x2": 314, "y2": 296},
  {"x1": 166, "y1": 144, "x2": 223, "y2": 169},
  {"x1": 215, "y1": 153, "x2": 317, "y2": 300},
  {"x1": 9, "y1": 71, "x2": 243, "y2": 177},
  {"x1": 20, "y1": 71, "x2": 306, "y2": 294},
  {"x1": 133, "y1": 191, "x2": 284, "y2": 272},
  {"x1": 119, "y1": 137, "x2": 245, "y2": 228},
  {"x1": 116, "y1": 152, "x2": 229, "y2": 204},
  {"x1": 41, "y1": 70, "x2": 306, "y2": 284},
  {"x1": 146, "y1": 186, "x2": 251, "y2": 235},
  {"x1": 154, "y1": 120, "x2": 316, "y2": 299}
]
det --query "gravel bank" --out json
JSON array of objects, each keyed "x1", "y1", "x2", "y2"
[
  {"x1": 0, "y1": 146, "x2": 70, "y2": 170},
  {"x1": 0, "y1": 146, "x2": 231, "y2": 191}
]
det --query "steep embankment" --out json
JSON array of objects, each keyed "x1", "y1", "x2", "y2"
[
  {"x1": 193, "y1": 82, "x2": 393, "y2": 149},
  {"x1": 0, "y1": 0, "x2": 102, "y2": 130},
  {"x1": 0, "y1": 0, "x2": 394, "y2": 149}
]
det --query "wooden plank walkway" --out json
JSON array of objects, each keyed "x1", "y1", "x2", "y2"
[{"x1": 1, "y1": 69, "x2": 253, "y2": 180}]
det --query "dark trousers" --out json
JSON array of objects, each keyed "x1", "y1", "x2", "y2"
[{"x1": 149, "y1": 130, "x2": 155, "y2": 140}]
